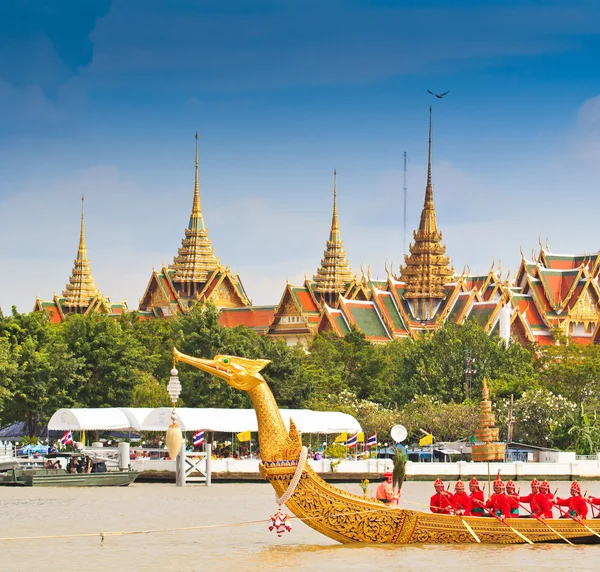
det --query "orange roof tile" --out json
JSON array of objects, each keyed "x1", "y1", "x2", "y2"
[
  {"x1": 296, "y1": 290, "x2": 319, "y2": 312},
  {"x1": 218, "y1": 306, "x2": 276, "y2": 330}
]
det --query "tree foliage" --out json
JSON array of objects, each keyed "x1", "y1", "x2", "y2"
[{"x1": 0, "y1": 304, "x2": 598, "y2": 452}]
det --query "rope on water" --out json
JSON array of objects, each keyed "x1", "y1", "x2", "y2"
[
  {"x1": 0, "y1": 505, "x2": 388, "y2": 545},
  {"x1": 0, "y1": 519, "x2": 271, "y2": 543}
]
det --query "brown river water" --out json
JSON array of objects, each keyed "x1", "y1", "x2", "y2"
[{"x1": 1, "y1": 481, "x2": 598, "y2": 571}]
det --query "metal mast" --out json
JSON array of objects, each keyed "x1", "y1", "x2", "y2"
[{"x1": 403, "y1": 151, "x2": 407, "y2": 256}]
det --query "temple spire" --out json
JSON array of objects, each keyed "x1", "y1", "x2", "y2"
[
  {"x1": 79, "y1": 194, "x2": 86, "y2": 251},
  {"x1": 399, "y1": 108, "x2": 454, "y2": 315},
  {"x1": 330, "y1": 168, "x2": 340, "y2": 242},
  {"x1": 171, "y1": 132, "x2": 220, "y2": 284},
  {"x1": 62, "y1": 196, "x2": 103, "y2": 309},
  {"x1": 418, "y1": 106, "x2": 438, "y2": 235},
  {"x1": 189, "y1": 131, "x2": 205, "y2": 231},
  {"x1": 313, "y1": 169, "x2": 355, "y2": 301}
]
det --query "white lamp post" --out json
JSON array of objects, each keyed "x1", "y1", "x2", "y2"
[{"x1": 165, "y1": 367, "x2": 183, "y2": 459}]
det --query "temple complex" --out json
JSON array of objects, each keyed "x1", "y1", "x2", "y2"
[
  {"x1": 28, "y1": 118, "x2": 600, "y2": 346},
  {"x1": 33, "y1": 197, "x2": 127, "y2": 323},
  {"x1": 506, "y1": 246, "x2": 600, "y2": 345},
  {"x1": 138, "y1": 133, "x2": 251, "y2": 317},
  {"x1": 267, "y1": 170, "x2": 366, "y2": 346}
]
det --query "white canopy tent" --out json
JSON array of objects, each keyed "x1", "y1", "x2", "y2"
[
  {"x1": 48, "y1": 408, "x2": 134, "y2": 431},
  {"x1": 48, "y1": 407, "x2": 362, "y2": 435},
  {"x1": 140, "y1": 407, "x2": 361, "y2": 434}
]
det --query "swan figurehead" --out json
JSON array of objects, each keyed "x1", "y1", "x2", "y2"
[{"x1": 173, "y1": 348, "x2": 270, "y2": 392}]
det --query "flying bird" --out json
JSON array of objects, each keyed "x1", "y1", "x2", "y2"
[{"x1": 427, "y1": 90, "x2": 449, "y2": 99}]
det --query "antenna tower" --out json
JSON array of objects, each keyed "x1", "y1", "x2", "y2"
[{"x1": 403, "y1": 151, "x2": 408, "y2": 256}]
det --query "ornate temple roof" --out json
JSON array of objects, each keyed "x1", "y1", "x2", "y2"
[
  {"x1": 62, "y1": 196, "x2": 103, "y2": 309},
  {"x1": 34, "y1": 197, "x2": 127, "y2": 322},
  {"x1": 313, "y1": 170, "x2": 356, "y2": 296},
  {"x1": 399, "y1": 107, "x2": 454, "y2": 300},
  {"x1": 170, "y1": 133, "x2": 220, "y2": 284}
]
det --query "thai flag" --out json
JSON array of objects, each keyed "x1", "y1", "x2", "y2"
[
  {"x1": 346, "y1": 432, "x2": 358, "y2": 448},
  {"x1": 366, "y1": 434, "x2": 377, "y2": 447},
  {"x1": 60, "y1": 431, "x2": 73, "y2": 446},
  {"x1": 193, "y1": 430, "x2": 205, "y2": 447}
]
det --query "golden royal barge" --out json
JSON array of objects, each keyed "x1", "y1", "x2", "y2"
[{"x1": 173, "y1": 348, "x2": 600, "y2": 545}]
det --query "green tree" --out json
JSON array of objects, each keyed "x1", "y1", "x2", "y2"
[
  {"x1": 398, "y1": 395, "x2": 479, "y2": 443},
  {"x1": 566, "y1": 404, "x2": 600, "y2": 455},
  {"x1": 59, "y1": 314, "x2": 149, "y2": 408},
  {"x1": 495, "y1": 388, "x2": 577, "y2": 448},
  {"x1": 131, "y1": 371, "x2": 170, "y2": 407},
  {"x1": 389, "y1": 320, "x2": 537, "y2": 406},
  {"x1": 0, "y1": 310, "x2": 84, "y2": 435},
  {"x1": 536, "y1": 338, "x2": 600, "y2": 407}
]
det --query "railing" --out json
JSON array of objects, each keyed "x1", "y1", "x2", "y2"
[{"x1": 0, "y1": 441, "x2": 16, "y2": 458}]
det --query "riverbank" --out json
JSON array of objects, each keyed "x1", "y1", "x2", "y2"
[{"x1": 134, "y1": 454, "x2": 600, "y2": 483}]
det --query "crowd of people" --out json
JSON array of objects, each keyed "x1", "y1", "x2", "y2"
[{"x1": 427, "y1": 476, "x2": 600, "y2": 520}]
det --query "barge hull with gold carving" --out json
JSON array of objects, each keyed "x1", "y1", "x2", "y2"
[{"x1": 173, "y1": 349, "x2": 600, "y2": 545}]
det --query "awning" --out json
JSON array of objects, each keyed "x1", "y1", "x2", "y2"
[
  {"x1": 47, "y1": 407, "x2": 362, "y2": 434},
  {"x1": 140, "y1": 407, "x2": 361, "y2": 434},
  {"x1": 48, "y1": 408, "x2": 133, "y2": 431}
]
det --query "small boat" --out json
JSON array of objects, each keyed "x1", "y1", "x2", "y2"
[
  {"x1": 173, "y1": 348, "x2": 600, "y2": 545},
  {"x1": 0, "y1": 453, "x2": 140, "y2": 487}
]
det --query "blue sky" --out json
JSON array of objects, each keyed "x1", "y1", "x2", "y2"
[{"x1": 1, "y1": 0, "x2": 599, "y2": 313}]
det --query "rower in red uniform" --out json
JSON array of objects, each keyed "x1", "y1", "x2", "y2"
[
  {"x1": 485, "y1": 476, "x2": 511, "y2": 519},
  {"x1": 556, "y1": 481, "x2": 588, "y2": 520},
  {"x1": 540, "y1": 480, "x2": 555, "y2": 503},
  {"x1": 532, "y1": 483, "x2": 553, "y2": 519},
  {"x1": 376, "y1": 471, "x2": 400, "y2": 506},
  {"x1": 519, "y1": 478, "x2": 540, "y2": 516},
  {"x1": 430, "y1": 478, "x2": 453, "y2": 514},
  {"x1": 587, "y1": 495, "x2": 600, "y2": 518},
  {"x1": 469, "y1": 477, "x2": 485, "y2": 517},
  {"x1": 451, "y1": 480, "x2": 472, "y2": 516},
  {"x1": 505, "y1": 480, "x2": 520, "y2": 518}
]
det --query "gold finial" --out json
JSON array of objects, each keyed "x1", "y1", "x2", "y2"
[
  {"x1": 330, "y1": 168, "x2": 339, "y2": 241},
  {"x1": 399, "y1": 106, "x2": 453, "y2": 304},
  {"x1": 426, "y1": 106, "x2": 433, "y2": 193},
  {"x1": 170, "y1": 132, "x2": 221, "y2": 285},
  {"x1": 62, "y1": 196, "x2": 104, "y2": 310},
  {"x1": 79, "y1": 195, "x2": 86, "y2": 251},
  {"x1": 313, "y1": 168, "x2": 355, "y2": 297},
  {"x1": 191, "y1": 131, "x2": 204, "y2": 227}
]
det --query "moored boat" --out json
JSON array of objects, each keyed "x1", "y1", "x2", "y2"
[
  {"x1": 0, "y1": 454, "x2": 140, "y2": 487},
  {"x1": 173, "y1": 348, "x2": 600, "y2": 545}
]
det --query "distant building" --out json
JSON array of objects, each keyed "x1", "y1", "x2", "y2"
[
  {"x1": 33, "y1": 197, "x2": 127, "y2": 322},
  {"x1": 138, "y1": 133, "x2": 251, "y2": 317},
  {"x1": 31, "y1": 123, "x2": 600, "y2": 345}
]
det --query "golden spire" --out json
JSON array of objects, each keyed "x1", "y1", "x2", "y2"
[
  {"x1": 330, "y1": 168, "x2": 340, "y2": 242},
  {"x1": 190, "y1": 131, "x2": 205, "y2": 231},
  {"x1": 171, "y1": 132, "x2": 220, "y2": 284},
  {"x1": 62, "y1": 196, "x2": 103, "y2": 309},
  {"x1": 313, "y1": 169, "x2": 355, "y2": 298},
  {"x1": 399, "y1": 107, "x2": 454, "y2": 309}
]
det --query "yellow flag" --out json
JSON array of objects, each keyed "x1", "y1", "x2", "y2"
[
  {"x1": 237, "y1": 430, "x2": 251, "y2": 442},
  {"x1": 419, "y1": 433, "x2": 433, "y2": 446},
  {"x1": 334, "y1": 432, "x2": 347, "y2": 443},
  {"x1": 358, "y1": 432, "x2": 364, "y2": 443}
]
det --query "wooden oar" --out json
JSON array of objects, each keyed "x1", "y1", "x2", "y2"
[
  {"x1": 445, "y1": 483, "x2": 481, "y2": 543},
  {"x1": 458, "y1": 515, "x2": 481, "y2": 543},
  {"x1": 582, "y1": 491, "x2": 597, "y2": 519},
  {"x1": 518, "y1": 502, "x2": 573, "y2": 545},
  {"x1": 551, "y1": 500, "x2": 600, "y2": 540},
  {"x1": 479, "y1": 503, "x2": 534, "y2": 545}
]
